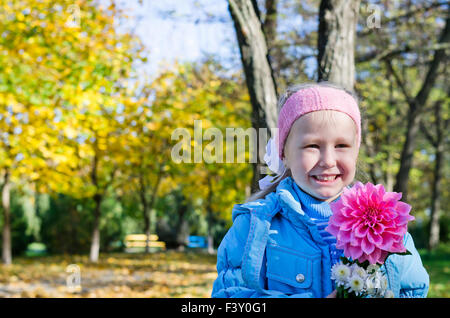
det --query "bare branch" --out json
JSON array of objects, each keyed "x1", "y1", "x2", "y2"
[
  {"x1": 384, "y1": 60, "x2": 414, "y2": 105},
  {"x1": 419, "y1": 119, "x2": 438, "y2": 147},
  {"x1": 356, "y1": 43, "x2": 450, "y2": 64},
  {"x1": 358, "y1": 1, "x2": 450, "y2": 37}
]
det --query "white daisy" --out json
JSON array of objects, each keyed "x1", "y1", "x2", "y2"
[
  {"x1": 365, "y1": 272, "x2": 389, "y2": 298},
  {"x1": 366, "y1": 264, "x2": 380, "y2": 275},
  {"x1": 384, "y1": 290, "x2": 395, "y2": 298},
  {"x1": 346, "y1": 275, "x2": 365, "y2": 296},
  {"x1": 350, "y1": 263, "x2": 367, "y2": 280},
  {"x1": 365, "y1": 277, "x2": 377, "y2": 296},
  {"x1": 331, "y1": 263, "x2": 351, "y2": 286},
  {"x1": 379, "y1": 275, "x2": 388, "y2": 291}
]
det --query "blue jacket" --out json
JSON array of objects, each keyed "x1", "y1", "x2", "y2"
[{"x1": 212, "y1": 177, "x2": 429, "y2": 298}]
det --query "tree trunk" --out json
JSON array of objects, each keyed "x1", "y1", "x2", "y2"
[
  {"x1": 139, "y1": 174, "x2": 150, "y2": 253},
  {"x1": 89, "y1": 152, "x2": 101, "y2": 263},
  {"x1": 363, "y1": 116, "x2": 380, "y2": 185},
  {"x1": 385, "y1": 151, "x2": 395, "y2": 192},
  {"x1": 206, "y1": 177, "x2": 214, "y2": 254},
  {"x1": 228, "y1": 0, "x2": 279, "y2": 193},
  {"x1": 89, "y1": 193, "x2": 102, "y2": 262},
  {"x1": 175, "y1": 194, "x2": 189, "y2": 249},
  {"x1": 393, "y1": 12, "x2": 449, "y2": 200},
  {"x1": 1, "y1": 170, "x2": 12, "y2": 265},
  {"x1": 142, "y1": 194, "x2": 150, "y2": 253},
  {"x1": 317, "y1": 0, "x2": 361, "y2": 91},
  {"x1": 263, "y1": 0, "x2": 280, "y2": 80},
  {"x1": 262, "y1": 0, "x2": 277, "y2": 48},
  {"x1": 427, "y1": 99, "x2": 447, "y2": 250},
  {"x1": 393, "y1": 106, "x2": 421, "y2": 201},
  {"x1": 139, "y1": 167, "x2": 163, "y2": 253},
  {"x1": 428, "y1": 141, "x2": 443, "y2": 250},
  {"x1": 384, "y1": 77, "x2": 396, "y2": 192}
]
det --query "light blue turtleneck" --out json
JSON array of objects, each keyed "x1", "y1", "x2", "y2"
[{"x1": 291, "y1": 181, "x2": 343, "y2": 266}]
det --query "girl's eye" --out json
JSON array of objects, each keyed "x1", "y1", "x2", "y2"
[{"x1": 305, "y1": 144, "x2": 349, "y2": 148}]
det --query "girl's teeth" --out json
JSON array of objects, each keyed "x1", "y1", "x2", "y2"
[{"x1": 314, "y1": 175, "x2": 337, "y2": 181}]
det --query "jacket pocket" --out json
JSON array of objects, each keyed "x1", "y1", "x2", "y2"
[{"x1": 266, "y1": 244, "x2": 318, "y2": 290}]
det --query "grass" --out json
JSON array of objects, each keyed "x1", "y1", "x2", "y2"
[
  {"x1": 0, "y1": 246, "x2": 448, "y2": 298},
  {"x1": 419, "y1": 244, "x2": 450, "y2": 298},
  {"x1": 0, "y1": 251, "x2": 218, "y2": 298}
]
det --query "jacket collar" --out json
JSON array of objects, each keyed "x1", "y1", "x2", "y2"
[{"x1": 275, "y1": 177, "x2": 344, "y2": 223}]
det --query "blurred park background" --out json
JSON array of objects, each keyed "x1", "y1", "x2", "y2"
[{"x1": 0, "y1": 0, "x2": 448, "y2": 297}]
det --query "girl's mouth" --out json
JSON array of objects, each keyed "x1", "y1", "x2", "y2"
[{"x1": 311, "y1": 174, "x2": 341, "y2": 184}]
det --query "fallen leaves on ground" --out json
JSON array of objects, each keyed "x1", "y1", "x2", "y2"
[{"x1": 0, "y1": 251, "x2": 218, "y2": 298}]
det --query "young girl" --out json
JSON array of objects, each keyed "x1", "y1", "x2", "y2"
[{"x1": 211, "y1": 82, "x2": 429, "y2": 298}]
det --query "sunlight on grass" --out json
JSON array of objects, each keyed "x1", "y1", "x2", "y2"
[
  {"x1": 419, "y1": 245, "x2": 450, "y2": 298},
  {"x1": 0, "y1": 251, "x2": 218, "y2": 298},
  {"x1": 1, "y1": 248, "x2": 448, "y2": 298}
]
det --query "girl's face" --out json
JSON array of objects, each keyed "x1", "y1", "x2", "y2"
[{"x1": 283, "y1": 110, "x2": 359, "y2": 202}]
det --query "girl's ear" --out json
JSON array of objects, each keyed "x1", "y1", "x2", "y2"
[{"x1": 282, "y1": 157, "x2": 288, "y2": 169}]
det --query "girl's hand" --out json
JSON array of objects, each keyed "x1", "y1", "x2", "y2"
[{"x1": 326, "y1": 290, "x2": 337, "y2": 298}]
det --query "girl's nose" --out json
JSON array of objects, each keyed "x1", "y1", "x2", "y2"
[{"x1": 319, "y1": 148, "x2": 336, "y2": 168}]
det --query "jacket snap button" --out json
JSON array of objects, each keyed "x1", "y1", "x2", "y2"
[{"x1": 296, "y1": 274, "x2": 305, "y2": 283}]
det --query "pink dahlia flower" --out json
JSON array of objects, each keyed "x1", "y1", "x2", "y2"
[{"x1": 325, "y1": 182, "x2": 415, "y2": 265}]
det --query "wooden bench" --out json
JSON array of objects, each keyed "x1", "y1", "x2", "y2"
[{"x1": 124, "y1": 234, "x2": 166, "y2": 253}]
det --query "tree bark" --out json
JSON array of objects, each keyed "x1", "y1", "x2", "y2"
[
  {"x1": 139, "y1": 166, "x2": 163, "y2": 253},
  {"x1": 139, "y1": 175, "x2": 150, "y2": 253},
  {"x1": 317, "y1": 0, "x2": 361, "y2": 91},
  {"x1": 263, "y1": 0, "x2": 277, "y2": 48},
  {"x1": 228, "y1": 0, "x2": 279, "y2": 193},
  {"x1": 424, "y1": 99, "x2": 448, "y2": 250},
  {"x1": 1, "y1": 170, "x2": 12, "y2": 265},
  {"x1": 428, "y1": 134, "x2": 443, "y2": 250},
  {"x1": 384, "y1": 78, "x2": 396, "y2": 192},
  {"x1": 89, "y1": 152, "x2": 102, "y2": 263},
  {"x1": 89, "y1": 193, "x2": 102, "y2": 262},
  {"x1": 206, "y1": 177, "x2": 214, "y2": 254},
  {"x1": 392, "y1": 12, "x2": 449, "y2": 201},
  {"x1": 263, "y1": 0, "x2": 280, "y2": 80},
  {"x1": 175, "y1": 193, "x2": 189, "y2": 249}
]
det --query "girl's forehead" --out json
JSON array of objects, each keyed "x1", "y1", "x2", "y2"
[
  {"x1": 294, "y1": 111, "x2": 355, "y2": 129},
  {"x1": 290, "y1": 111, "x2": 357, "y2": 140}
]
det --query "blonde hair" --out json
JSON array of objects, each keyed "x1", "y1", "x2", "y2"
[{"x1": 245, "y1": 81, "x2": 368, "y2": 203}]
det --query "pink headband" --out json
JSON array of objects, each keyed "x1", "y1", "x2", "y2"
[{"x1": 277, "y1": 86, "x2": 361, "y2": 159}]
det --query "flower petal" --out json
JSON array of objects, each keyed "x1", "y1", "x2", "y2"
[
  {"x1": 340, "y1": 206, "x2": 354, "y2": 217},
  {"x1": 379, "y1": 250, "x2": 389, "y2": 263},
  {"x1": 375, "y1": 184, "x2": 386, "y2": 199},
  {"x1": 379, "y1": 232, "x2": 395, "y2": 250},
  {"x1": 330, "y1": 200, "x2": 345, "y2": 215},
  {"x1": 396, "y1": 201, "x2": 412, "y2": 215},
  {"x1": 383, "y1": 191, "x2": 402, "y2": 203},
  {"x1": 354, "y1": 223, "x2": 369, "y2": 238},
  {"x1": 366, "y1": 182, "x2": 378, "y2": 203},
  {"x1": 347, "y1": 244, "x2": 363, "y2": 260},
  {"x1": 368, "y1": 248, "x2": 382, "y2": 264},
  {"x1": 390, "y1": 240, "x2": 406, "y2": 253},
  {"x1": 327, "y1": 182, "x2": 415, "y2": 266},
  {"x1": 372, "y1": 222, "x2": 386, "y2": 235},
  {"x1": 325, "y1": 224, "x2": 339, "y2": 236},
  {"x1": 338, "y1": 229, "x2": 352, "y2": 243},
  {"x1": 361, "y1": 237, "x2": 375, "y2": 255},
  {"x1": 340, "y1": 219, "x2": 355, "y2": 231},
  {"x1": 367, "y1": 230, "x2": 383, "y2": 246}
]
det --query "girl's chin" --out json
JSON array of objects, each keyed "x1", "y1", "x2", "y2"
[
  {"x1": 311, "y1": 193, "x2": 340, "y2": 202},
  {"x1": 308, "y1": 186, "x2": 345, "y2": 202}
]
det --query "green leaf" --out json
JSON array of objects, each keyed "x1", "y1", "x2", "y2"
[
  {"x1": 390, "y1": 249, "x2": 412, "y2": 256},
  {"x1": 355, "y1": 259, "x2": 370, "y2": 269}
]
